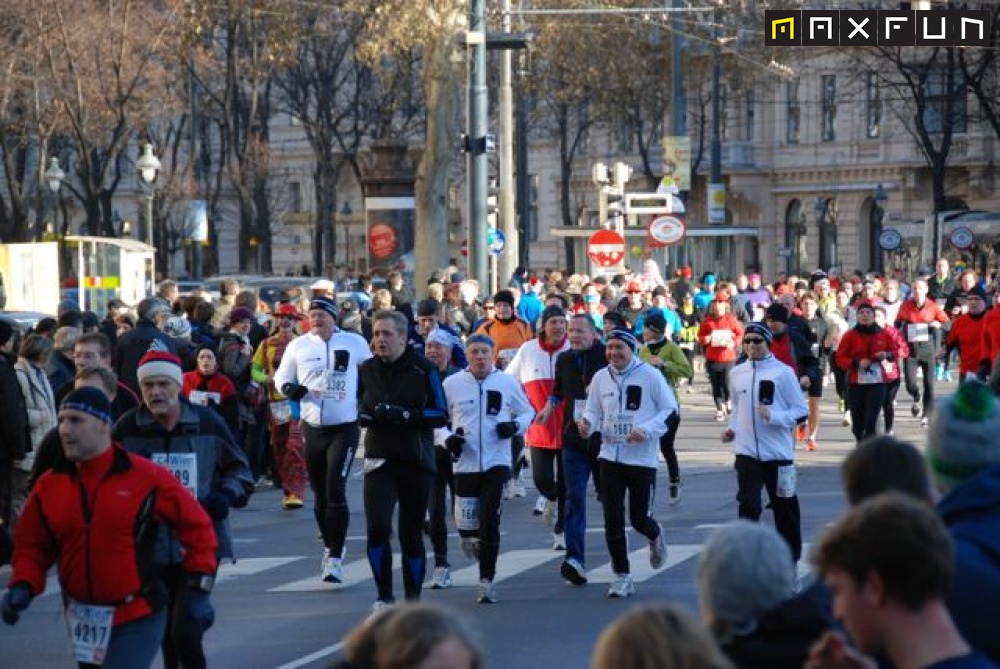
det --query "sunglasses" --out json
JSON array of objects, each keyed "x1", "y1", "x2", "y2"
[{"x1": 743, "y1": 337, "x2": 765, "y2": 344}]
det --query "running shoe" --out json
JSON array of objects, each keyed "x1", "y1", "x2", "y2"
[
  {"x1": 552, "y1": 532, "x2": 565, "y2": 551},
  {"x1": 532, "y1": 495, "x2": 547, "y2": 516},
  {"x1": 649, "y1": 527, "x2": 668, "y2": 570},
  {"x1": 367, "y1": 600, "x2": 393, "y2": 622},
  {"x1": 607, "y1": 573, "x2": 635, "y2": 598},
  {"x1": 841, "y1": 411, "x2": 851, "y2": 427},
  {"x1": 560, "y1": 558, "x2": 588, "y2": 585},
  {"x1": 715, "y1": 410, "x2": 725, "y2": 422},
  {"x1": 321, "y1": 554, "x2": 344, "y2": 584},
  {"x1": 282, "y1": 494, "x2": 304, "y2": 510},
  {"x1": 911, "y1": 401, "x2": 922, "y2": 418},
  {"x1": 668, "y1": 480, "x2": 682, "y2": 506},
  {"x1": 430, "y1": 566, "x2": 452, "y2": 589},
  {"x1": 504, "y1": 475, "x2": 526, "y2": 499},
  {"x1": 477, "y1": 579, "x2": 498, "y2": 604},
  {"x1": 921, "y1": 417, "x2": 929, "y2": 428},
  {"x1": 805, "y1": 438, "x2": 817, "y2": 452}
]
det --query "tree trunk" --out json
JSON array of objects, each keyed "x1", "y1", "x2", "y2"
[
  {"x1": 413, "y1": 35, "x2": 462, "y2": 290},
  {"x1": 314, "y1": 161, "x2": 339, "y2": 275}
]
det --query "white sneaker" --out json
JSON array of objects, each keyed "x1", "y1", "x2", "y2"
[
  {"x1": 322, "y1": 555, "x2": 344, "y2": 583},
  {"x1": 560, "y1": 558, "x2": 588, "y2": 585},
  {"x1": 714, "y1": 410, "x2": 725, "y2": 422},
  {"x1": 430, "y1": 566, "x2": 452, "y2": 589},
  {"x1": 542, "y1": 499, "x2": 557, "y2": 527},
  {"x1": 649, "y1": 527, "x2": 668, "y2": 570},
  {"x1": 552, "y1": 532, "x2": 565, "y2": 550},
  {"x1": 841, "y1": 411, "x2": 851, "y2": 427},
  {"x1": 367, "y1": 600, "x2": 393, "y2": 622},
  {"x1": 532, "y1": 495, "x2": 547, "y2": 516},
  {"x1": 460, "y1": 537, "x2": 480, "y2": 560},
  {"x1": 668, "y1": 480, "x2": 682, "y2": 506},
  {"x1": 607, "y1": 573, "x2": 635, "y2": 598},
  {"x1": 477, "y1": 579, "x2": 498, "y2": 604},
  {"x1": 504, "y1": 478, "x2": 524, "y2": 499}
]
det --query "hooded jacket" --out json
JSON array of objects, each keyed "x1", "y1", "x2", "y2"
[
  {"x1": 728, "y1": 354, "x2": 807, "y2": 463},
  {"x1": 441, "y1": 369, "x2": 534, "y2": 474},
  {"x1": 937, "y1": 464, "x2": 1000, "y2": 662}
]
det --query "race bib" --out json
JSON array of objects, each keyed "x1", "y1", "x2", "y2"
[
  {"x1": 320, "y1": 370, "x2": 348, "y2": 401},
  {"x1": 151, "y1": 453, "x2": 198, "y2": 498},
  {"x1": 710, "y1": 329, "x2": 734, "y2": 347},
  {"x1": 776, "y1": 464, "x2": 797, "y2": 498},
  {"x1": 856, "y1": 364, "x2": 883, "y2": 385},
  {"x1": 188, "y1": 390, "x2": 220, "y2": 407},
  {"x1": 65, "y1": 600, "x2": 114, "y2": 666},
  {"x1": 573, "y1": 399, "x2": 586, "y2": 422},
  {"x1": 269, "y1": 400, "x2": 292, "y2": 424},
  {"x1": 454, "y1": 496, "x2": 480, "y2": 531},
  {"x1": 602, "y1": 413, "x2": 634, "y2": 444},
  {"x1": 907, "y1": 323, "x2": 929, "y2": 343}
]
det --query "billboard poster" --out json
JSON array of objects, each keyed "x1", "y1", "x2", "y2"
[
  {"x1": 365, "y1": 196, "x2": 415, "y2": 286},
  {"x1": 661, "y1": 136, "x2": 692, "y2": 192}
]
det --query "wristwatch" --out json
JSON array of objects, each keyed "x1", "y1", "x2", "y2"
[{"x1": 188, "y1": 574, "x2": 215, "y2": 593}]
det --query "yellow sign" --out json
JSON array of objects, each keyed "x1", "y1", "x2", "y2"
[
  {"x1": 660, "y1": 136, "x2": 691, "y2": 192},
  {"x1": 772, "y1": 16, "x2": 795, "y2": 40}
]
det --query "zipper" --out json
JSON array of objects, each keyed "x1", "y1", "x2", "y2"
[
  {"x1": 478, "y1": 377, "x2": 484, "y2": 472},
  {"x1": 78, "y1": 472, "x2": 109, "y2": 602}
]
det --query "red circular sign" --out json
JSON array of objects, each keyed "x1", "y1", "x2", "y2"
[
  {"x1": 368, "y1": 223, "x2": 397, "y2": 259},
  {"x1": 587, "y1": 229, "x2": 626, "y2": 267}
]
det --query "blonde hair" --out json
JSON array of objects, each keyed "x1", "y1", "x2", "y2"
[
  {"x1": 591, "y1": 604, "x2": 734, "y2": 669},
  {"x1": 342, "y1": 602, "x2": 482, "y2": 669}
]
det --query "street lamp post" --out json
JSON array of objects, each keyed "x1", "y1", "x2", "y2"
[
  {"x1": 42, "y1": 157, "x2": 65, "y2": 241},
  {"x1": 136, "y1": 143, "x2": 161, "y2": 249},
  {"x1": 872, "y1": 184, "x2": 887, "y2": 273},
  {"x1": 815, "y1": 197, "x2": 832, "y2": 271}
]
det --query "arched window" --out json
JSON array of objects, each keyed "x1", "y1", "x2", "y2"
[
  {"x1": 785, "y1": 200, "x2": 805, "y2": 275},
  {"x1": 817, "y1": 197, "x2": 837, "y2": 272}
]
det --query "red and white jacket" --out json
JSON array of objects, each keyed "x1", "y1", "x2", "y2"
[{"x1": 505, "y1": 336, "x2": 570, "y2": 449}]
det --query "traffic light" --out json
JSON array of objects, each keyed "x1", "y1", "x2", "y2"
[
  {"x1": 606, "y1": 188, "x2": 624, "y2": 222},
  {"x1": 487, "y1": 181, "x2": 499, "y2": 227}
]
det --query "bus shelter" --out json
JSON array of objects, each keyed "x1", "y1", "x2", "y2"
[{"x1": 65, "y1": 236, "x2": 156, "y2": 314}]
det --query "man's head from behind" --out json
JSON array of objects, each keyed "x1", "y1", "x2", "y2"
[
  {"x1": 841, "y1": 436, "x2": 933, "y2": 507},
  {"x1": 812, "y1": 492, "x2": 954, "y2": 655}
]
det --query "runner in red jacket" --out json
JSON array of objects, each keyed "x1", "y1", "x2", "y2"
[
  {"x1": 895, "y1": 279, "x2": 949, "y2": 426},
  {"x1": 837, "y1": 303, "x2": 902, "y2": 442},
  {"x1": 945, "y1": 287, "x2": 988, "y2": 381},
  {"x1": 698, "y1": 293, "x2": 744, "y2": 421},
  {"x1": 3, "y1": 387, "x2": 217, "y2": 668}
]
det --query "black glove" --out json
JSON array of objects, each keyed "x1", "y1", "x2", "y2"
[
  {"x1": 2, "y1": 583, "x2": 32, "y2": 626},
  {"x1": 358, "y1": 413, "x2": 373, "y2": 427},
  {"x1": 373, "y1": 403, "x2": 412, "y2": 425},
  {"x1": 0, "y1": 523, "x2": 11, "y2": 567},
  {"x1": 185, "y1": 590, "x2": 215, "y2": 632},
  {"x1": 495, "y1": 421, "x2": 519, "y2": 439},
  {"x1": 281, "y1": 383, "x2": 309, "y2": 401},
  {"x1": 201, "y1": 489, "x2": 237, "y2": 521},
  {"x1": 444, "y1": 428, "x2": 465, "y2": 462}
]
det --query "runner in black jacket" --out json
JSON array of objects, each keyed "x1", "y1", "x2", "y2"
[{"x1": 358, "y1": 310, "x2": 448, "y2": 613}]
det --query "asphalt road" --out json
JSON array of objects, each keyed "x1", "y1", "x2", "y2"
[{"x1": 0, "y1": 376, "x2": 945, "y2": 668}]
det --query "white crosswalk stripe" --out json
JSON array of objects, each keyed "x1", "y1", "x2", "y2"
[
  {"x1": 587, "y1": 544, "x2": 702, "y2": 584},
  {"x1": 449, "y1": 549, "x2": 562, "y2": 587}
]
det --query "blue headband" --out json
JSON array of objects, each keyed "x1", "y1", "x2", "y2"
[{"x1": 61, "y1": 387, "x2": 114, "y2": 425}]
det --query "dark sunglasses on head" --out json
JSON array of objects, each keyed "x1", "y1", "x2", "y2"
[{"x1": 743, "y1": 337, "x2": 765, "y2": 344}]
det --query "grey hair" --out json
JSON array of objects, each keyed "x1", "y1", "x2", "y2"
[{"x1": 696, "y1": 521, "x2": 796, "y2": 643}]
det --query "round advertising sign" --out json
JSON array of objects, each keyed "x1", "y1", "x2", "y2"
[
  {"x1": 368, "y1": 223, "x2": 398, "y2": 259},
  {"x1": 877, "y1": 228, "x2": 902, "y2": 252},
  {"x1": 950, "y1": 226, "x2": 974, "y2": 250},
  {"x1": 648, "y1": 216, "x2": 687, "y2": 246}
]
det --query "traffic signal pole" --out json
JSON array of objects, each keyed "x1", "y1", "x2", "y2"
[{"x1": 468, "y1": 0, "x2": 489, "y2": 291}]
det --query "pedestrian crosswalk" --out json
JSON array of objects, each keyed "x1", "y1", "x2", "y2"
[{"x1": 13, "y1": 536, "x2": 813, "y2": 598}]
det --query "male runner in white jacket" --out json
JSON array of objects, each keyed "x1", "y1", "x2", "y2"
[{"x1": 578, "y1": 329, "x2": 677, "y2": 598}]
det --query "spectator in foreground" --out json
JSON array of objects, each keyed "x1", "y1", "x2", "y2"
[
  {"x1": 591, "y1": 603, "x2": 734, "y2": 669},
  {"x1": 697, "y1": 521, "x2": 830, "y2": 669},
  {"x1": 807, "y1": 493, "x2": 996, "y2": 669}
]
